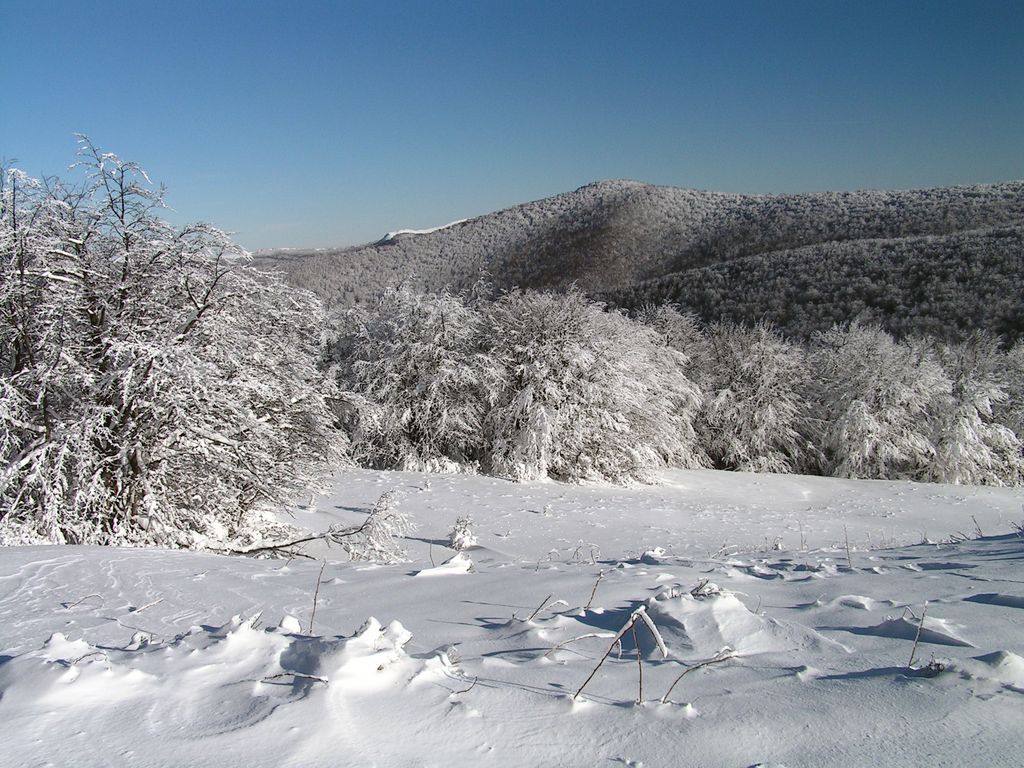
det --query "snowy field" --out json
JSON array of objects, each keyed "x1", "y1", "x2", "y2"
[{"x1": 1, "y1": 468, "x2": 1022, "y2": 767}]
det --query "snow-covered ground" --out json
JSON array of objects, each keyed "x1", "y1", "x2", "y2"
[
  {"x1": 1, "y1": 468, "x2": 1022, "y2": 767},
  {"x1": 378, "y1": 219, "x2": 468, "y2": 243}
]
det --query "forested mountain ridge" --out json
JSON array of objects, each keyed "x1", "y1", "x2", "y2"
[
  {"x1": 605, "y1": 224, "x2": 1024, "y2": 341},
  {"x1": 258, "y1": 179, "x2": 1024, "y2": 339}
]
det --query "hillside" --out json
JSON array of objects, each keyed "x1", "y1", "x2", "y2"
[
  {"x1": 607, "y1": 224, "x2": 1024, "y2": 341},
  {"x1": 258, "y1": 180, "x2": 1024, "y2": 339}
]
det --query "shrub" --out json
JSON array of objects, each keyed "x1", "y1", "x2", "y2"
[
  {"x1": 334, "y1": 284, "x2": 503, "y2": 471},
  {"x1": 697, "y1": 321, "x2": 813, "y2": 473},
  {"x1": 482, "y1": 288, "x2": 706, "y2": 482},
  {"x1": 809, "y1": 323, "x2": 945, "y2": 480},
  {"x1": 928, "y1": 333, "x2": 1024, "y2": 485}
]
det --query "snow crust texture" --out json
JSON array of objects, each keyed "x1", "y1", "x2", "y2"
[{"x1": 1, "y1": 468, "x2": 1022, "y2": 767}]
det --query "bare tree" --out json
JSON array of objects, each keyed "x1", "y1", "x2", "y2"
[{"x1": 0, "y1": 139, "x2": 344, "y2": 546}]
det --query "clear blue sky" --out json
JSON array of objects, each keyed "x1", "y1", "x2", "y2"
[{"x1": 3, "y1": 0, "x2": 1022, "y2": 250}]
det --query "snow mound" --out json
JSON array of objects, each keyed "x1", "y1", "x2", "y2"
[
  {"x1": 963, "y1": 593, "x2": 1024, "y2": 610},
  {"x1": 639, "y1": 547, "x2": 669, "y2": 564},
  {"x1": 646, "y1": 587, "x2": 849, "y2": 657},
  {"x1": 413, "y1": 551, "x2": 474, "y2": 577},
  {"x1": 948, "y1": 651, "x2": 1024, "y2": 692},
  {"x1": 0, "y1": 614, "x2": 452, "y2": 736},
  {"x1": 854, "y1": 614, "x2": 974, "y2": 647},
  {"x1": 797, "y1": 594, "x2": 897, "y2": 611},
  {"x1": 835, "y1": 595, "x2": 890, "y2": 610}
]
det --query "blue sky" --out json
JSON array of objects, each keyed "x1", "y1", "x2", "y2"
[{"x1": 3, "y1": 0, "x2": 1022, "y2": 250}]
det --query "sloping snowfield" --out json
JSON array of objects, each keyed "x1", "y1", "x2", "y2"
[{"x1": 1, "y1": 469, "x2": 1022, "y2": 767}]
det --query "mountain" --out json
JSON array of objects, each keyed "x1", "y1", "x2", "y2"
[{"x1": 257, "y1": 179, "x2": 1024, "y2": 340}]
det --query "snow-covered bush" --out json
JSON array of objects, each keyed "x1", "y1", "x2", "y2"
[
  {"x1": 996, "y1": 341, "x2": 1024, "y2": 440},
  {"x1": 809, "y1": 323, "x2": 946, "y2": 480},
  {"x1": 482, "y1": 288, "x2": 706, "y2": 482},
  {"x1": 928, "y1": 333, "x2": 1024, "y2": 485},
  {"x1": 0, "y1": 141, "x2": 343, "y2": 547},
  {"x1": 331, "y1": 286, "x2": 707, "y2": 483},
  {"x1": 342, "y1": 490, "x2": 414, "y2": 563},
  {"x1": 697, "y1": 321, "x2": 813, "y2": 473},
  {"x1": 335, "y1": 285, "x2": 503, "y2": 471},
  {"x1": 634, "y1": 303, "x2": 707, "y2": 373},
  {"x1": 322, "y1": 281, "x2": 1023, "y2": 488},
  {"x1": 447, "y1": 516, "x2": 477, "y2": 550}
]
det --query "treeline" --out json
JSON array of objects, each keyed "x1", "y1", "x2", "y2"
[{"x1": 332, "y1": 285, "x2": 1024, "y2": 486}]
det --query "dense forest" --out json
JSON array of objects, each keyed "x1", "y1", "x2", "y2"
[
  {"x1": 606, "y1": 225, "x2": 1024, "y2": 340},
  {"x1": 260, "y1": 179, "x2": 1024, "y2": 341}
]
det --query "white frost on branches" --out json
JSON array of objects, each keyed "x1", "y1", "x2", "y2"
[
  {"x1": 448, "y1": 515, "x2": 477, "y2": 550},
  {"x1": 697, "y1": 321, "x2": 812, "y2": 474},
  {"x1": 340, "y1": 490, "x2": 414, "y2": 563},
  {"x1": 809, "y1": 323, "x2": 945, "y2": 480},
  {"x1": 928, "y1": 334, "x2": 1024, "y2": 486},
  {"x1": 0, "y1": 140, "x2": 343, "y2": 547},
  {"x1": 335, "y1": 284, "x2": 502, "y2": 472},
  {"x1": 334, "y1": 286, "x2": 706, "y2": 484},
  {"x1": 328, "y1": 289, "x2": 1024, "y2": 487},
  {"x1": 483, "y1": 288, "x2": 706, "y2": 483}
]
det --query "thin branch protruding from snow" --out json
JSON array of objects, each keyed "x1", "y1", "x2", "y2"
[{"x1": 660, "y1": 649, "x2": 736, "y2": 704}]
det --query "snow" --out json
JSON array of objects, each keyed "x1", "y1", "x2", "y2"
[
  {"x1": 378, "y1": 218, "x2": 467, "y2": 243},
  {"x1": 1, "y1": 467, "x2": 1022, "y2": 766}
]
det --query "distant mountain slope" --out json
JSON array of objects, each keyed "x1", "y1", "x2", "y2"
[
  {"x1": 258, "y1": 180, "x2": 1024, "y2": 339},
  {"x1": 605, "y1": 224, "x2": 1024, "y2": 341}
]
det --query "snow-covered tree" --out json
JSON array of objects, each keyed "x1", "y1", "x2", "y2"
[
  {"x1": 696, "y1": 321, "x2": 813, "y2": 473},
  {"x1": 0, "y1": 141, "x2": 342, "y2": 547},
  {"x1": 335, "y1": 284, "x2": 503, "y2": 471},
  {"x1": 341, "y1": 490, "x2": 414, "y2": 563},
  {"x1": 634, "y1": 303, "x2": 707, "y2": 373},
  {"x1": 997, "y1": 341, "x2": 1024, "y2": 440},
  {"x1": 809, "y1": 323, "x2": 946, "y2": 480},
  {"x1": 928, "y1": 333, "x2": 1024, "y2": 485},
  {"x1": 448, "y1": 515, "x2": 477, "y2": 550},
  {"x1": 482, "y1": 288, "x2": 706, "y2": 483}
]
